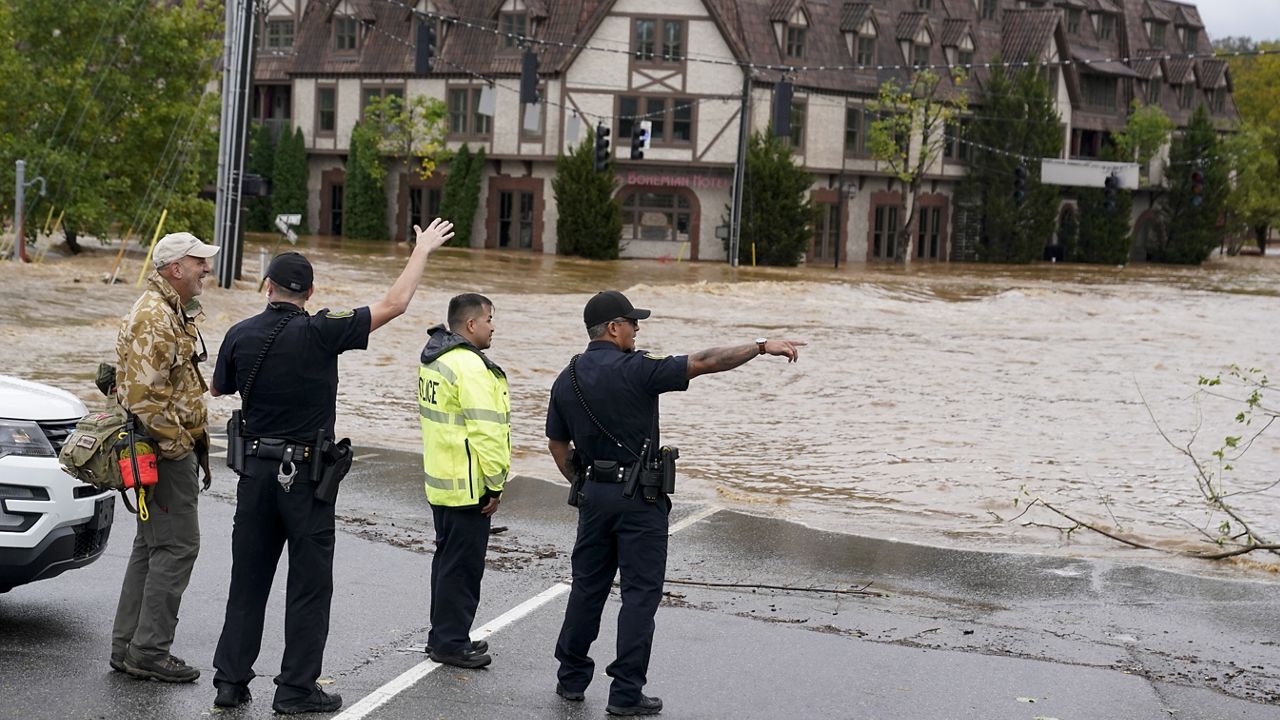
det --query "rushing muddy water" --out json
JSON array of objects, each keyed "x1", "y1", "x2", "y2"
[{"x1": 3, "y1": 236, "x2": 1279, "y2": 577}]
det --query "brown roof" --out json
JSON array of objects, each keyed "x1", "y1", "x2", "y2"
[
  {"x1": 1141, "y1": 0, "x2": 1170, "y2": 21},
  {"x1": 1084, "y1": 0, "x2": 1121, "y2": 13},
  {"x1": 1000, "y1": 9, "x2": 1059, "y2": 65},
  {"x1": 840, "y1": 3, "x2": 872, "y2": 33},
  {"x1": 1130, "y1": 56, "x2": 1161, "y2": 79},
  {"x1": 1163, "y1": 55, "x2": 1196, "y2": 83},
  {"x1": 895, "y1": 11, "x2": 928, "y2": 42},
  {"x1": 941, "y1": 19, "x2": 970, "y2": 47},
  {"x1": 769, "y1": 0, "x2": 795, "y2": 22},
  {"x1": 1070, "y1": 45, "x2": 1140, "y2": 77},
  {"x1": 1173, "y1": 5, "x2": 1203, "y2": 27},
  {"x1": 1197, "y1": 58, "x2": 1227, "y2": 88}
]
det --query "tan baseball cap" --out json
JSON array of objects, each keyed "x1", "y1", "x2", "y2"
[{"x1": 152, "y1": 232, "x2": 219, "y2": 268}]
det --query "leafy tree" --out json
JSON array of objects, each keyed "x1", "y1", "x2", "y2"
[
  {"x1": 1220, "y1": 40, "x2": 1280, "y2": 250},
  {"x1": 552, "y1": 129, "x2": 622, "y2": 259},
  {"x1": 456, "y1": 146, "x2": 485, "y2": 248},
  {"x1": 342, "y1": 120, "x2": 386, "y2": 240},
  {"x1": 868, "y1": 69, "x2": 968, "y2": 263},
  {"x1": 1223, "y1": 123, "x2": 1280, "y2": 252},
  {"x1": 272, "y1": 127, "x2": 308, "y2": 235},
  {"x1": 1113, "y1": 101, "x2": 1175, "y2": 182},
  {"x1": 439, "y1": 145, "x2": 473, "y2": 247},
  {"x1": 729, "y1": 128, "x2": 816, "y2": 266},
  {"x1": 958, "y1": 64, "x2": 1062, "y2": 263},
  {"x1": 1073, "y1": 185, "x2": 1133, "y2": 264},
  {"x1": 362, "y1": 94, "x2": 450, "y2": 241},
  {"x1": 0, "y1": 0, "x2": 221, "y2": 252},
  {"x1": 246, "y1": 123, "x2": 276, "y2": 232},
  {"x1": 1153, "y1": 105, "x2": 1227, "y2": 264}
]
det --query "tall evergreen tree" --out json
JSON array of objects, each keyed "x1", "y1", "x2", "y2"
[
  {"x1": 246, "y1": 123, "x2": 275, "y2": 232},
  {"x1": 456, "y1": 147, "x2": 486, "y2": 248},
  {"x1": 728, "y1": 129, "x2": 816, "y2": 266},
  {"x1": 1153, "y1": 105, "x2": 1228, "y2": 264},
  {"x1": 552, "y1": 129, "x2": 622, "y2": 259},
  {"x1": 958, "y1": 64, "x2": 1062, "y2": 263},
  {"x1": 272, "y1": 127, "x2": 309, "y2": 234},
  {"x1": 343, "y1": 120, "x2": 387, "y2": 240},
  {"x1": 1073, "y1": 185, "x2": 1133, "y2": 264},
  {"x1": 439, "y1": 144, "x2": 472, "y2": 247}
]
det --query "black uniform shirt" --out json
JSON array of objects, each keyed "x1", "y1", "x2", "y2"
[
  {"x1": 546, "y1": 340, "x2": 689, "y2": 463},
  {"x1": 213, "y1": 302, "x2": 372, "y2": 442}
]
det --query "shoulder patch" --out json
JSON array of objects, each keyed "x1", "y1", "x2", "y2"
[
  {"x1": 644, "y1": 352, "x2": 669, "y2": 361},
  {"x1": 325, "y1": 309, "x2": 355, "y2": 319}
]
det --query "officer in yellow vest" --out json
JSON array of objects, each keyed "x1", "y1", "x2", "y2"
[{"x1": 418, "y1": 293, "x2": 510, "y2": 669}]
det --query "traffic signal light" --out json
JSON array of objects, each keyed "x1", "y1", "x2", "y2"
[
  {"x1": 1013, "y1": 165, "x2": 1027, "y2": 205},
  {"x1": 1103, "y1": 174, "x2": 1119, "y2": 213},
  {"x1": 519, "y1": 47, "x2": 539, "y2": 104},
  {"x1": 630, "y1": 120, "x2": 651, "y2": 160},
  {"x1": 415, "y1": 18, "x2": 437, "y2": 74},
  {"x1": 772, "y1": 81, "x2": 793, "y2": 138},
  {"x1": 594, "y1": 123, "x2": 611, "y2": 173},
  {"x1": 1190, "y1": 169, "x2": 1204, "y2": 207}
]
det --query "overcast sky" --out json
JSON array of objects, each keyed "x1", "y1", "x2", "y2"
[{"x1": 1195, "y1": 1, "x2": 1280, "y2": 42}]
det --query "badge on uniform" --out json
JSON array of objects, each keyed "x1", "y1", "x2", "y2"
[
  {"x1": 644, "y1": 352, "x2": 668, "y2": 360},
  {"x1": 325, "y1": 309, "x2": 355, "y2": 319}
]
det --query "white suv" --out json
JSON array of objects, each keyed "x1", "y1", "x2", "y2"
[{"x1": 0, "y1": 375, "x2": 116, "y2": 593}]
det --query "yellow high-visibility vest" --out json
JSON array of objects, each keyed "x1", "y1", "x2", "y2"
[{"x1": 418, "y1": 346, "x2": 510, "y2": 507}]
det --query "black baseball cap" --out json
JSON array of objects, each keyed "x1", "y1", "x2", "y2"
[
  {"x1": 267, "y1": 252, "x2": 313, "y2": 293},
  {"x1": 583, "y1": 290, "x2": 651, "y2": 328}
]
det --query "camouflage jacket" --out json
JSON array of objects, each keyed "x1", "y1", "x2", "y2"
[{"x1": 115, "y1": 274, "x2": 209, "y2": 459}]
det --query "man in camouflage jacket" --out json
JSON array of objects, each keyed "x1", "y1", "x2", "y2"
[{"x1": 110, "y1": 231, "x2": 219, "y2": 683}]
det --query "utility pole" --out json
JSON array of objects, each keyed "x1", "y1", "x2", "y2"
[
  {"x1": 213, "y1": 0, "x2": 258, "y2": 288},
  {"x1": 728, "y1": 72, "x2": 752, "y2": 268},
  {"x1": 12, "y1": 160, "x2": 46, "y2": 263}
]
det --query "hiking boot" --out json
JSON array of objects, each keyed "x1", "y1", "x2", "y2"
[
  {"x1": 272, "y1": 685, "x2": 342, "y2": 715},
  {"x1": 214, "y1": 683, "x2": 252, "y2": 708},
  {"x1": 555, "y1": 683, "x2": 585, "y2": 701},
  {"x1": 123, "y1": 654, "x2": 200, "y2": 683},
  {"x1": 424, "y1": 640, "x2": 488, "y2": 656},
  {"x1": 606, "y1": 695, "x2": 663, "y2": 716},
  {"x1": 428, "y1": 646, "x2": 492, "y2": 669}
]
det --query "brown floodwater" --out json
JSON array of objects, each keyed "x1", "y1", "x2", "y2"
[{"x1": 4, "y1": 235, "x2": 1279, "y2": 578}]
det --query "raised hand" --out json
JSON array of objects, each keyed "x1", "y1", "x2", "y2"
[{"x1": 413, "y1": 217, "x2": 456, "y2": 252}]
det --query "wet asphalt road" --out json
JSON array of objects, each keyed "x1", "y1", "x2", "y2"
[{"x1": 2, "y1": 445, "x2": 1279, "y2": 719}]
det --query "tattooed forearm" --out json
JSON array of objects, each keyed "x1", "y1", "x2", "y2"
[{"x1": 687, "y1": 344, "x2": 757, "y2": 378}]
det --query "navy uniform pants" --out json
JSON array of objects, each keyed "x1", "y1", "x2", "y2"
[
  {"x1": 428, "y1": 503, "x2": 491, "y2": 655},
  {"x1": 555, "y1": 479, "x2": 669, "y2": 707},
  {"x1": 212, "y1": 456, "x2": 336, "y2": 704}
]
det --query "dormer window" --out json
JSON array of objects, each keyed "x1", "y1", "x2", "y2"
[
  {"x1": 499, "y1": 12, "x2": 526, "y2": 49},
  {"x1": 1178, "y1": 26, "x2": 1198, "y2": 49},
  {"x1": 913, "y1": 43, "x2": 930, "y2": 68},
  {"x1": 786, "y1": 25, "x2": 806, "y2": 58},
  {"x1": 917, "y1": 0, "x2": 932, "y2": 8},
  {"x1": 1093, "y1": 13, "x2": 1115, "y2": 41},
  {"x1": 1148, "y1": 21, "x2": 1166, "y2": 48},
  {"x1": 856, "y1": 34, "x2": 875, "y2": 66},
  {"x1": 1146, "y1": 80, "x2": 1162, "y2": 105},
  {"x1": 1066, "y1": 9, "x2": 1082, "y2": 35},
  {"x1": 334, "y1": 16, "x2": 358, "y2": 52},
  {"x1": 979, "y1": 0, "x2": 997, "y2": 21},
  {"x1": 264, "y1": 19, "x2": 294, "y2": 49}
]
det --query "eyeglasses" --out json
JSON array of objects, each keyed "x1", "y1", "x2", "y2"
[{"x1": 611, "y1": 317, "x2": 638, "y2": 328}]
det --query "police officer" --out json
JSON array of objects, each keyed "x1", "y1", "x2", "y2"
[
  {"x1": 209, "y1": 219, "x2": 454, "y2": 715},
  {"x1": 546, "y1": 290, "x2": 803, "y2": 716}
]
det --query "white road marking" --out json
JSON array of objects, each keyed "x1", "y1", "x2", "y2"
[
  {"x1": 332, "y1": 583, "x2": 570, "y2": 720},
  {"x1": 670, "y1": 506, "x2": 720, "y2": 535},
  {"x1": 353, "y1": 453, "x2": 380, "y2": 461},
  {"x1": 334, "y1": 503, "x2": 720, "y2": 720}
]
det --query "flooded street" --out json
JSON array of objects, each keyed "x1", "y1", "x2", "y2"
[{"x1": 3, "y1": 237, "x2": 1279, "y2": 578}]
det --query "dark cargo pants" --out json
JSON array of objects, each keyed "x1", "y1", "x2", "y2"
[
  {"x1": 427, "y1": 503, "x2": 491, "y2": 656},
  {"x1": 212, "y1": 456, "x2": 336, "y2": 705},
  {"x1": 111, "y1": 451, "x2": 201, "y2": 664},
  {"x1": 555, "y1": 479, "x2": 669, "y2": 708}
]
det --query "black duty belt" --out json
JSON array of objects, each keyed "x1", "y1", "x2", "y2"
[
  {"x1": 247, "y1": 438, "x2": 313, "y2": 463},
  {"x1": 586, "y1": 460, "x2": 628, "y2": 483}
]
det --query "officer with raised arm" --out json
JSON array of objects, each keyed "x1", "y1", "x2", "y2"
[
  {"x1": 209, "y1": 219, "x2": 453, "y2": 715},
  {"x1": 546, "y1": 290, "x2": 803, "y2": 716}
]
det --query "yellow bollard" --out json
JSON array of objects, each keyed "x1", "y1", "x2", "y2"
[
  {"x1": 750, "y1": 242, "x2": 756, "y2": 267},
  {"x1": 136, "y1": 209, "x2": 169, "y2": 287}
]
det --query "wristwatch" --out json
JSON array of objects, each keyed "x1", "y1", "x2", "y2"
[{"x1": 755, "y1": 337, "x2": 767, "y2": 355}]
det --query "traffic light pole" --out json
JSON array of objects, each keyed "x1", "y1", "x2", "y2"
[
  {"x1": 728, "y1": 72, "x2": 752, "y2": 268},
  {"x1": 213, "y1": 0, "x2": 257, "y2": 288}
]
